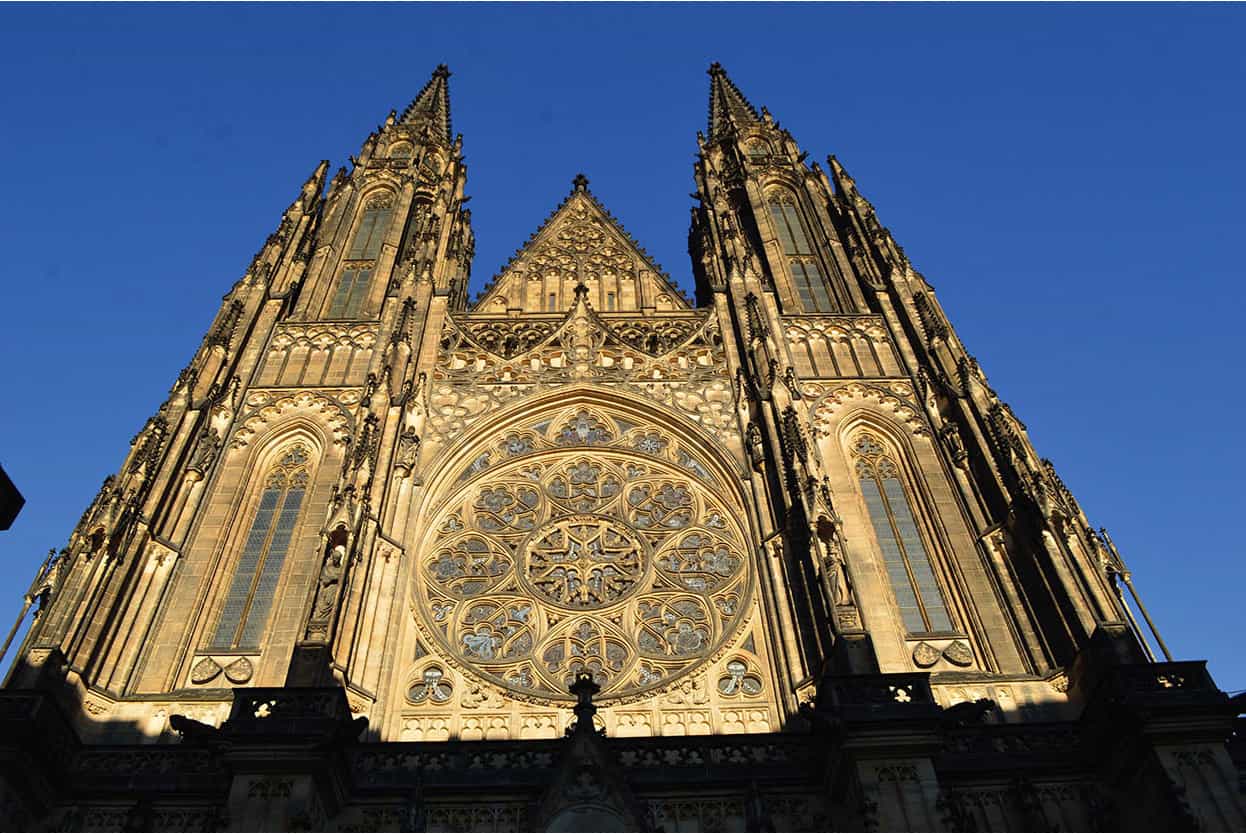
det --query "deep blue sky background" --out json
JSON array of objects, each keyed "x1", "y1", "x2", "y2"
[{"x1": 1, "y1": 4, "x2": 1242, "y2": 689}]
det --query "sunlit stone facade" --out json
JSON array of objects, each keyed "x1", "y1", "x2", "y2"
[{"x1": 1, "y1": 64, "x2": 1242, "y2": 831}]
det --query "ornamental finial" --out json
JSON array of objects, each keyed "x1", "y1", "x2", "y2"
[{"x1": 569, "y1": 671, "x2": 600, "y2": 732}]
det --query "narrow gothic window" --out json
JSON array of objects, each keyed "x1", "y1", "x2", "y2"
[
  {"x1": 328, "y1": 265, "x2": 373, "y2": 319},
  {"x1": 852, "y1": 433, "x2": 952, "y2": 633},
  {"x1": 209, "y1": 445, "x2": 310, "y2": 650},
  {"x1": 768, "y1": 192, "x2": 834, "y2": 312},
  {"x1": 347, "y1": 197, "x2": 394, "y2": 260}
]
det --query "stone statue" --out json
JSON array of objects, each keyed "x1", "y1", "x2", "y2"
[{"x1": 311, "y1": 544, "x2": 347, "y2": 624}]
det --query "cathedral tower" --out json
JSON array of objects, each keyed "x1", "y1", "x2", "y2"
[
  {"x1": 2, "y1": 64, "x2": 1240, "y2": 833},
  {"x1": 689, "y1": 62, "x2": 1139, "y2": 687}
]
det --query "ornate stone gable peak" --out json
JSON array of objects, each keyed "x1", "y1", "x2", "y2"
[{"x1": 473, "y1": 178, "x2": 692, "y2": 314}]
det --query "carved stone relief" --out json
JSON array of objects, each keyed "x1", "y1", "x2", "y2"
[
  {"x1": 413, "y1": 406, "x2": 753, "y2": 707},
  {"x1": 806, "y1": 381, "x2": 930, "y2": 438},
  {"x1": 230, "y1": 389, "x2": 356, "y2": 449}
]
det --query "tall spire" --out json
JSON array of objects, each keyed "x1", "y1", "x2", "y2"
[
  {"x1": 399, "y1": 64, "x2": 453, "y2": 144},
  {"x1": 706, "y1": 62, "x2": 761, "y2": 140}
]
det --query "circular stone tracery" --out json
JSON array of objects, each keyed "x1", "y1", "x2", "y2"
[
  {"x1": 416, "y1": 409, "x2": 752, "y2": 702},
  {"x1": 523, "y1": 515, "x2": 647, "y2": 609}
]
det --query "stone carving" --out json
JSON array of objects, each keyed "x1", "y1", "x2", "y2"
[
  {"x1": 223, "y1": 657, "x2": 254, "y2": 684},
  {"x1": 190, "y1": 657, "x2": 222, "y2": 685},
  {"x1": 394, "y1": 427, "x2": 420, "y2": 475},
  {"x1": 415, "y1": 420, "x2": 751, "y2": 703},
  {"x1": 188, "y1": 427, "x2": 222, "y2": 478},
  {"x1": 807, "y1": 381, "x2": 929, "y2": 438},
  {"x1": 306, "y1": 544, "x2": 347, "y2": 640},
  {"x1": 428, "y1": 305, "x2": 731, "y2": 444},
  {"x1": 664, "y1": 674, "x2": 711, "y2": 706},
  {"x1": 231, "y1": 390, "x2": 353, "y2": 449},
  {"x1": 823, "y1": 539, "x2": 853, "y2": 607},
  {"x1": 717, "y1": 659, "x2": 763, "y2": 697},
  {"x1": 943, "y1": 640, "x2": 974, "y2": 667},
  {"x1": 460, "y1": 680, "x2": 504, "y2": 710},
  {"x1": 524, "y1": 516, "x2": 645, "y2": 608},
  {"x1": 459, "y1": 318, "x2": 561, "y2": 357},
  {"x1": 408, "y1": 666, "x2": 453, "y2": 704},
  {"x1": 912, "y1": 642, "x2": 941, "y2": 668}
]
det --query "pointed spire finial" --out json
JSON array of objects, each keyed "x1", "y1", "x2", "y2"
[
  {"x1": 572, "y1": 173, "x2": 590, "y2": 192},
  {"x1": 706, "y1": 62, "x2": 761, "y2": 141},
  {"x1": 398, "y1": 65, "x2": 453, "y2": 144}
]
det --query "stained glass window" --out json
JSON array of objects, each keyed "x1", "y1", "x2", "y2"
[
  {"x1": 347, "y1": 198, "x2": 393, "y2": 260},
  {"x1": 210, "y1": 445, "x2": 310, "y2": 650},
  {"x1": 328, "y1": 266, "x2": 373, "y2": 319},
  {"x1": 852, "y1": 433, "x2": 952, "y2": 633},
  {"x1": 768, "y1": 192, "x2": 834, "y2": 312}
]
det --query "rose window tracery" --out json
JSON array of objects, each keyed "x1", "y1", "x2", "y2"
[
  {"x1": 415, "y1": 405, "x2": 752, "y2": 701},
  {"x1": 524, "y1": 516, "x2": 645, "y2": 609}
]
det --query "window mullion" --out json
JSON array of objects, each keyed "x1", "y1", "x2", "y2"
[
  {"x1": 232, "y1": 481, "x2": 287, "y2": 648},
  {"x1": 877, "y1": 471, "x2": 933, "y2": 632}
]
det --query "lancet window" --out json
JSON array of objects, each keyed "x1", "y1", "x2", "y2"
[
  {"x1": 851, "y1": 433, "x2": 952, "y2": 634},
  {"x1": 327, "y1": 265, "x2": 373, "y2": 319},
  {"x1": 767, "y1": 191, "x2": 834, "y2": 312},
  {"x1": 347, "y1": 196, "x2": 394, "y2": 259},
  {"x1": 328, "y1": 195, "x2": 394, "y2": 319},
  {"x1": 209, "y1": 445, "x2": 311, "y2": 650}
]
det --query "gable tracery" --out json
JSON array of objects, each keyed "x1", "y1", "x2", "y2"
[
  {"x1": 805, "y1": 381, "x2": 929, "y2": 439},
  {"x1": 230, "y1": 389, "x2": 357, "y2": 449},
  {"x1": 426, "y1": 308, "x2": 737, "y2": 445},
  {"x1": 413, "y1": 403, "x2": 752, "y2": 705},
  {"x1": 473, "y1": 188, "x2": 690, "y2": 314}
]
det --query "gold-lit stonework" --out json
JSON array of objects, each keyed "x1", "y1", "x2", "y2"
[
  {"x1": 415, "y1": 405, "x2": 752, "y2": 703},
  {"x1": 4, "y1": 62, "x2": 1240, "y2": 834}
]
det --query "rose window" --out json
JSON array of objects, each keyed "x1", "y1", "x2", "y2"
[
  {"x1": 523, "y1": 516, "x2": 645, "y2": 609},
  {"x1": 415, "y1": 406, "x2": 752, "y2": 702}
]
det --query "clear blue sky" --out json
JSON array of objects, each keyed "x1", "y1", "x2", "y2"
[{"x1": 1, "y1": 4, "x2": 1242, "y2": 691}]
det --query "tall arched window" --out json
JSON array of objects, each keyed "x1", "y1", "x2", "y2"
[
  {"x1": 329, "y1": 196, "x2": 394, "y2": 318},
  {"x1": 851, "y1": 433, "x2": 952, "y2": 633},
  {"x1": 327, "y1": 266, "x2": 372, "y2": 319},
  {"x1": 209, "y1": 445, "x2": 310, "y2": 650},
  {"x1": 767, "y1": 191, "x2": 834, "y2": 312},
  {"x1": 347, "y1": 196, "x2": 394, "y2": 260}
]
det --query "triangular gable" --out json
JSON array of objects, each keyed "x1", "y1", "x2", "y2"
[{"x1": 473, "y1": 176, "x2": 692, "y2": 314}]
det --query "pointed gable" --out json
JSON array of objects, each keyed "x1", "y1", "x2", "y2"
[{"x1": 473, "y1": 175, "x2": 692, "y2": 314}]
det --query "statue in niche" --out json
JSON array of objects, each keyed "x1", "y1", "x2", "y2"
[
  {"x1": 746, "y1": 422, "x2": 765, "y2": 470},
  {"x1": 396, "y1": 426, "x2": 421, "y2": 474},
  {"x1": 189, "y1": 427, "x2": 222, "y2": 476},
  {"x1": 824, "y1": 539, "x2": 853, "y2": 607},
  {"x1": 310, "y1": 542, "x2": 348, "y2": 629}
]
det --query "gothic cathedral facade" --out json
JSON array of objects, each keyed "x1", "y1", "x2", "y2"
[{"x1": 2, "y1": 65, "x2": 1242, "y2": 832}]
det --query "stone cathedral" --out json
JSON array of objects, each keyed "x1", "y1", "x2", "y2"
[{"x1": 1, "y1": 65, "x2": 1242, "y2": 832}]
